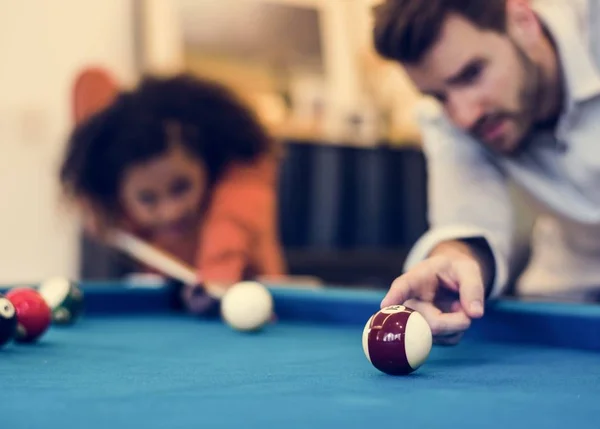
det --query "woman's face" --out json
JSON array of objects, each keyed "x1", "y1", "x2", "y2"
[{"x1": 119, "y1": 144, "x2": 207, "y2": 239}]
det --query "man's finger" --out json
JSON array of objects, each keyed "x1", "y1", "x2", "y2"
[
  {"x1": 452, "y1": 259, "x2": 485, "y2": 318},
  {"x1": 404, "y1": 299, "x2": 471, "y2": 337},
  {"x1": 450, "y1": 300, "x2": 463, "y2": 313},
  {"x1": 381, "y1": 257, "x2": 448, "y2": 308},
  {"x1": 380, "y1": 276, "x2": 413, "y2": 308}
]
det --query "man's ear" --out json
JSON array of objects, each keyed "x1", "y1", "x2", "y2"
[{"x1": 506, "y1": 0, "x2": 543, "y2": 45}]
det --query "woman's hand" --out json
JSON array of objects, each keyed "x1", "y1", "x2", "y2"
[{"x1": 180, "y1": 283, "x2": 221, "y2": 316}]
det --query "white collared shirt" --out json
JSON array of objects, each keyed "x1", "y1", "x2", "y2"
[{"x1": 404, "y1": 0, "x2": 600, "y2": 299}]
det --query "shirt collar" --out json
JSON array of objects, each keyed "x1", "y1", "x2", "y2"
[{"x1": 535, "y1": 2, "x2": 600, "y2": 106}]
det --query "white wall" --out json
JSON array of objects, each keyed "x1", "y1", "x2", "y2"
[
  {"x1": 141, "y1": 0, "x2": 185, "y2": 75},
  {"x1": 0, "y1": 0, "x2": 137, "y2": 283}
]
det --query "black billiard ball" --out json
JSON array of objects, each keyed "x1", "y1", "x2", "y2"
[
  {"x1": 0, "y1": 294, "x2": 18, "y2": 348},
  {"x1": 362, "y1": 305, "x2": 433, "y2": 375}
]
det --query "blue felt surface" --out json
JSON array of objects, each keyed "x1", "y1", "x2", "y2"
[
  {"x1": 1, "y1": 316, "x2": 599, "y2": 429},
  {"x1": 271, "y1": 287, "x2": 600, "y2": 350},
  {"x1": 3, "y1": 282, "x2": 600, "y2": 350}
]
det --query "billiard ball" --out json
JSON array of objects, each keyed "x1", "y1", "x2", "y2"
[
  {"x1": 38, "y1": 277, "x2": 84, "y2": 325},
  {"x1": 6, "y1": 287, "x2": 52, "y2": 343},
  {"x1": 362, "y1": 305, "x2": 432, "y2": 375},
  {"x1": 220, "y1": 281, "x2": 273, "y2": 331},
  {"x1": 0, "y1": 294, "x2": 18, "y2": 348}
]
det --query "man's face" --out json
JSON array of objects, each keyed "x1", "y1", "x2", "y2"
[{"x1": 404, "y1": 13, "x2": 542, "y2": 154}]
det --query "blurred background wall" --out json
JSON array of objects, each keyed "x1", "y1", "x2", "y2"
[
  {"x1": 0, "y1": 0, "x2": 138, "y2": 283},
  {"x1": 0, "y1": 0, "x2": 457, "y2": 288}
]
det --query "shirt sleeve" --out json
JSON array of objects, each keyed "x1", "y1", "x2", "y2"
[
  {"x1": 403, "y1": 99, "x2": 515, "y2": 299},
  {"x1": 197, "y1": 154, "x2": 285, "y2": 284}
]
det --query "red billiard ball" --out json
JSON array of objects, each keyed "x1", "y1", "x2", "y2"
[
  {"x1": 6, "y1": 287, "x2": 52, "y2": 343},
  {"x1": 362, "y1": 305, "x2": 432, "y2": 375}
]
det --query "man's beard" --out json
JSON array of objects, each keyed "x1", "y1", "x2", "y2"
[{"x1": 469, "y1": 40, "x2": 544, "y2": 155}]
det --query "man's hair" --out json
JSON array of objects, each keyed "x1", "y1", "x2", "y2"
[{"x1": 373, "y1": 0, "x2": 508, "y2": 64}]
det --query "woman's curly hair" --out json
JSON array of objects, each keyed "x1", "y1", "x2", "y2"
[{"x1": 59, "y1": 73, "x2": 274, "y2": 218}]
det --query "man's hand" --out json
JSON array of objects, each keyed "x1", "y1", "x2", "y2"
[{"x1": 381, "y1": 239, "x2": 494, "y2": 345}]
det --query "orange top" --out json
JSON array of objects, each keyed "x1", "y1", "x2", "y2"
[
  {"x1": 196, "y1": 153, "x2": 287, "y2": 283},
  {"x1": 136, "y1": 153, "x2": 287, "y2": 284}
]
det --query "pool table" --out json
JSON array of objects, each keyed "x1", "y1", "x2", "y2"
[{"x1": 1, "y1": 281, "x2": 599, "y2": 429}]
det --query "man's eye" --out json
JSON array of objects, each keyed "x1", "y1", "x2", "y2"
[
  {"x1": 432, "y1": 93, "x2": 447, "y2": 104},
  {"x1": 460, "y1": 62, "x2": 483, "y2": 84}
]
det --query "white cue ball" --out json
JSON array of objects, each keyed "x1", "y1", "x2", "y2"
[{"x1": 220, "y1": 281, "x2": 274, "y2": 331}]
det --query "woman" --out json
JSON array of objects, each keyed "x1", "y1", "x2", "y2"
[{"x1": 60, "y1": 73, "x2": 287, "y2": 314}]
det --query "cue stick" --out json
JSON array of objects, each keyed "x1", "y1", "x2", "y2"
[
  {"x1": 110, "y1": 230, "x2": 323, "y2": 299},
  {"x1": 110, "y1": 230, "x2": 227, "y2": 299}
]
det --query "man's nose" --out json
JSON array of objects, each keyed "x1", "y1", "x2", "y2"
[{"x1": 448, "y1": 92, "x2": 484, "y2": 131}]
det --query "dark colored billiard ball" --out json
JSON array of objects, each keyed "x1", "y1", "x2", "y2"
[
  {"x1": 0, "y1": 295, "x2": 18, "y2": 348},
  {"x1": 362, "y1": 305, "x2": 432, "y2": 375},
  {"x1": 38, "y1": 277, "x2": 84, "y2": 325},
  {"x1": 6, "y1": 288, "x2": 52, "y2": 343}
]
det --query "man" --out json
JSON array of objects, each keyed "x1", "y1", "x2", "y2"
[{"x1": 373, "y1": 0, "x2": 600, "y2": 344}]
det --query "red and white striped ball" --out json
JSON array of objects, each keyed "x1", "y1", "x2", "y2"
[{"x1": 362, "y1": 305, "x2": 432, "y2": 375}]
